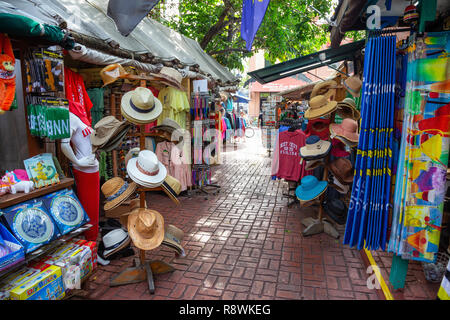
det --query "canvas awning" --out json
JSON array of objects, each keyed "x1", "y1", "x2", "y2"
[
  {"x1": 275, "y1": 82, "x2": 319, "y2": 101},
  {"x1": 0, "y1": 0, "x2": 238, "y2": 85},
  {"x1": 248, "y1": 40, "x2": 365, "y2": 85}
]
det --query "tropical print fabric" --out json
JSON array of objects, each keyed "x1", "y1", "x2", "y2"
[{"x1": 388, "y1": 32, "x2": 450, "y2": 263}]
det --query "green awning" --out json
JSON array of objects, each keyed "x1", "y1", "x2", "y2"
[{"x1": 248, "y1": 40, "x2": 365, "y2": 84}]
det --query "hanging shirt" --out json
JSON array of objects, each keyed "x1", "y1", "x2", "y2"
[
  {"x1": 157, "y1": 87, "x2": 190, "y2": 128},
  {"x1": 275, "y1": 130, "x2": 309, "y2": 181},
  {"x1": 86, "y1": 87, "x2": 105, "y2": 127},
  {"x1": 64, "y1": 67, "x2": 93, "y2": 125},
  {"x1": 61, "y1": 112, "x2": 99, "y2": 173}
]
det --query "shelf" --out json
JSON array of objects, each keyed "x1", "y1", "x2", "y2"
[
  {"x1": 0, "y1": 178, "x2": 75, "y2": 209},
  {"x1": 0, "y1": 223, "x2": 93, "y2": 279}
]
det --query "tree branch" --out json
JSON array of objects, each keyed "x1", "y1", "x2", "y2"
[
  {"x1": 208, "y1": 48, "x2": 249, "y2": 55},
  {"x1": 199, "y1": 1, "x2": 234, "y2": 49}
]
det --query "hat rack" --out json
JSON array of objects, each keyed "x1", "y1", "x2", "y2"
[
  {"x1": 300, "y1": 111, "x2": 340, "y2": 239},
  {"x1": 109, "y1": 76, "x2": 177, "y2": 294}
]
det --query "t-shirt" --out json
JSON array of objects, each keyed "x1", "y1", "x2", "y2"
[
  {"x1": 61, "y1": 112, "x2": 99, "y2": 173},
  {"x1": 275, "y1": 130, "x2": 309, "y2": 181}
]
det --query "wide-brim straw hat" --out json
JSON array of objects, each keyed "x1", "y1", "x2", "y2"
[
  {"x1": 311, "y1": 80, "x2": 338, "y2": 101},
  {"x1": 295, "y1": 175, "x2": 328, "y2": 202},
  {"x1": 102, "y1": 177, "x2": 137, "y2": 211},
  {"x1": 121, "y1": 87, "x2": 163, "y2": 124},
  {"x1": 99, "y1": 125, "x2": 131, "y2": 152},
  {"x1": 161, "y1": 175, "x2": 181, "y2": 203},
  {"x1": 329, "y1": 118, "x2": 359, "y2": 143},
  {"x1": 128, "y1": 208, "x2": 165, "y2": 251},
  {"x1": 329, "y1": 158, "x2": 354, "y2": 185},
  {"x1": 305, "y1": 95, "x2": 337, "y2": 120},
  {"x1": 336, "y1": 98, "x2": 360, "y2": 120},
  {"x1": 343, "y1": 75, "x2": 362, "y2": 97},
  {"x1": 127, "y1": 150, "x2": 167, "y2": 187},
  {"x1": 91, "y1": 116, "x2": 129, "y2": 148}
]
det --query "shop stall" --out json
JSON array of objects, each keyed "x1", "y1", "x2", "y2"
[
  {"x1": 248, "y1": 0, "x2": 450, "y2": 300},
  {"x1": 0, "y1": 1, "x2": 238, "y2": 300}
]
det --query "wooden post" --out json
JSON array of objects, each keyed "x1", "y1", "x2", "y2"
[{"x1": 110, "y1": 93, "x2": 118, "y2": 177}]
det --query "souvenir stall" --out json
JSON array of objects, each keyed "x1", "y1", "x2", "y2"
[{"x1": 0, "y1": 16, "x2": 97, "y2": 300}]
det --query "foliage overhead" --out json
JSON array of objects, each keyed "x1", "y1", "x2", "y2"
[{"x1": 150, "y1": 0, "x2": 339, "y2": 72}]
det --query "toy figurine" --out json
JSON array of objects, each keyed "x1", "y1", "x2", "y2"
[{"x1": 1, "y1": 171, "x2": 34, "y2": 194}]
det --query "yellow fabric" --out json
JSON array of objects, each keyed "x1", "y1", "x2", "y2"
[{"x1": 157, "y1": 87, "x2": 190, "y2": 128}]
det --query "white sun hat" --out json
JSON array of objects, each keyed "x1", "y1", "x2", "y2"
[{"x1": 126, "y1": 150, "x2": 167, "y2": 187}]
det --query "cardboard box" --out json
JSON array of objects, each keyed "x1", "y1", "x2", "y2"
[
  {"x1": 9, "y1": 265, "x2": 65, "y2": 300},
  {"x1": 72, "y1": 239, "x2": 97, "y2": 270},
  {"x1": 0, "y1": 268, "x2": 40, "y2": 300}
]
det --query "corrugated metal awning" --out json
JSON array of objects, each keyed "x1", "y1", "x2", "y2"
[{"x1": 0, "y1": 0, "x2": 238, "y2": 84}]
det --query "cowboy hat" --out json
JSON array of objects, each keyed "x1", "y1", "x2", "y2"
[
  {"x1": 100, "y1": 64, "x2": 130, "y2": 87},
  {"x1": 343, "y1": 76, "x2": 362, "y2": 97},
  {"x1": 150, "y1": 67, "x2": 185, "y2": 91},
  {"x1": 127, "y1": 208, "x2": 165, "y2": 251},
  {"x1": 102, "y1": 177, "x2": 137, "y2": 211},
  {"x1": 329, "y1": 158, "x2": 354, "y2": 185},
  {"x1": 127, "y1": 150, "x2": 167, "y2": 187},
  {"x1": 331, "y1": 176, "x2": 350, "y2": 194},
  {"x1": 295, "y1": 175, "x2": 328, "y2": 202},
  {"x1": 323, "y1": 198, "x2": 348, "y2": 225},
  {"x1": 121, "y1": 87, "x2": 163, "y2": 124},
  {"x1": 336, "y1": 98, "x2": 360, "y2": 120},
  {"x1": 329, "y1": 118, "x2": 359, "y2": 143},
  {"x1": 90, "y1": 116, "x2": 129, "y2": 147},
  {"x1": 305, "y1": 95, "x2": 337, "y2": 120},
  {"x1": 311, "y1": 80, "x2": 338, "y2": 101},
  {"x1": 101, "y1": 228, "x2": 132, "y2": 258},
  {"x1": 299, "y1": 135, "x2": 331, "y2": 160}
]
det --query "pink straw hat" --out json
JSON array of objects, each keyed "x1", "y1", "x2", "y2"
[{"x1": 329, "y1": 118, "x2": 359, "y2": 143}]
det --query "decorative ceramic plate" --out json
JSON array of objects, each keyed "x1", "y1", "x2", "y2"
[
  {"x1": 13, "y1": 208, "x2": 54, "y2": 244},
  {"x1": 50, "y1": 195, "x2": 84, "y2": 227}
]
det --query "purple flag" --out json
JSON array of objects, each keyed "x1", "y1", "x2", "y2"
[
  {"x1": 107, "y1": 0, "x2": 161, "y2": 37},
  {"x1": 241, "y1": 0, "x2": 271, "y2": 51}
]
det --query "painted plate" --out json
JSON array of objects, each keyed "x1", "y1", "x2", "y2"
[
  {"x1": 50, "y1": 195, "x2": 84, "y2": 227},
  {"x1": 13, "y1": 208, "x2": 54, "y2": 244}
]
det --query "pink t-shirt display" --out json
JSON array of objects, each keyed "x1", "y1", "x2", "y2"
[{"x1": 274, "y1": 130, "x2": 310, "y2": 181}]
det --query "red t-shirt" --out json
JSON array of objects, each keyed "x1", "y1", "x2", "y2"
[
  {"x1": 64, "y1": 67, "x2": 93, "y2": 126},
  {"x1": 276, "y1": 130, "x2": 309, "y2": 181}
]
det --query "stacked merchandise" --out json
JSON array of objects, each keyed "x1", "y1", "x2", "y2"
[
  {"x1": 388, "y1": 31, "x2": 450, "y2": 263},
  {"x1": 0, "y1": 237, "x2": 97, "y2": 300},
  {"x1": 343, "y1": 35, "x2": 397, "y2": 251},
  {"x1": 0, "y1": 188, "x2": 90, "y2": 254}
]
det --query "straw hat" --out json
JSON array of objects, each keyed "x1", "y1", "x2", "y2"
[
  {"x1": 335, "y1": 135, "x2": 358, "y2": 148},
  {"x1": 102, "y1": 177, "x2": 137, "y2": 211},
  {"x1": 311, "y1": 80, "x2": 338, "y2": 101},
  {"x1": 305, "y1": 95, "x2": 337, "y2": 120},
  {"x1": 127, "y1": 208, "x2": 164, "y2": 251},
  {"x1": 329, "y1": 118, "x2": 359, "y2": 143},
  {"x1": 295, "y1": 175, "x2": 328, "y2": 202},
  {"x1": 100, "y1": 64, "x2": 130, "y2": 87},
  {"x1": 151, "y1": 67, "x2": 185, "y2": 91},
  {"x1": 91, "y1": 116, "x2": 129, "y2": 148},
  {"x1": 329, "y1": 158, "x2": 354, "y2": 185},
  {"x1": 161, "y1": 175, "x2": 181, "y2": 202},
  {"x1": 121, "y1": 87, "x2": 163, "y2": 124},
  {"x1": 125, "y1": 147, "x2": 141, "y2": 167},
  {"x1": 305, "y1": 118, "x2": 331, "y2": 141},
  {"x1": 336, "y1": 98, "x2": 360, "y2": 120},
  {"x1": 127, "y1": 150, "x2": 167, "y2": 187},
  {"x1": 343, "y1": 76, "x2": 362, "y2": 97},
  {"x1": 299, "y1": 135, "x2": 331, "y2": 160}
]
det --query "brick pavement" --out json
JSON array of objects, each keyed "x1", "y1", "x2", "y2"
[{"x1": 69, "y1": 131, "x2": 436, "y2": 300}]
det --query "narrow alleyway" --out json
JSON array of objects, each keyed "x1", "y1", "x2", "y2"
[{"x1": 72, "y1": 130, "x2": 384, "y2": 300}]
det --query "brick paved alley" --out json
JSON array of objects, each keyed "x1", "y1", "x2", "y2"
[{"x1": 70, "y1": 130, "x2": 437, "y2": 300}]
